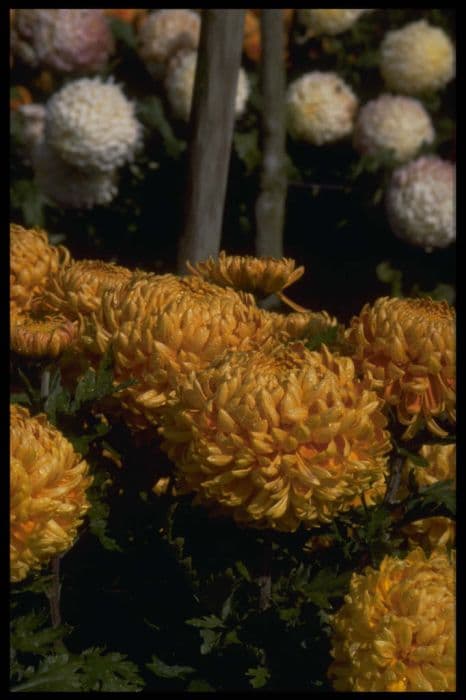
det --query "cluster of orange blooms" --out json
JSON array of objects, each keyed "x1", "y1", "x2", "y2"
[{"x1": 10, "y1": 222, "x2": 455, "y2": 690}]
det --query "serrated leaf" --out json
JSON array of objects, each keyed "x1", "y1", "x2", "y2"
[
  {"x1": 199, "y1": 629, "x2": 222, "y2": 655},
  {"x1": 146, "y1": 654, "x2": 195, "y2": 680},
  {"x1": 79, "y1": 648, "x2": 144, "y2": 692},
  {"x1": 246, "y1": 665, "x2": 270, "y2": 689},
  {"x1": 10, "y1": 653, "x2": 83, "y2": 692},
  {"x1": 186, "y1": 615, "x2": 224, "y2": 630},
  {"x1": 301, "y1": 569, "x2": 352, "y2": 610}
]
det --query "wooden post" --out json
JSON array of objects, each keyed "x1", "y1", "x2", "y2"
[
  {"x1": 255, "y1": 10, "x2": 287, "y2": 260},
  {"x1": 177, "y1": 10, "x2": 246, "y2": 273}
]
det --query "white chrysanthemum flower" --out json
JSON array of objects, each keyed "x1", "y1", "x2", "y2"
[
  {"x1": 298, "y1": 9, "x2": 370, "y2": 36},
  {"x1": 33, "y1": 139, "x2": 118, "y2": 209},
  {"x1": 138, "y1": 9, "x2": 201, "y2": 79},
  {"x1": 386, "y1": 156, "x2": 455, "y2": 251},
  {"x1": 11, "y1": 9, "x2": 114, "y2": 74},
  {"x1": 287, "y1": 71, "x2": 358, "y2": 145},
  {"x1": 165, "y1": 49, "x2": 249, "y2": 123},
  {"x1": 353, "y1": 94, "x2": 435, "y2": 162},
  {"x1": 45, "y1": 77, "x2": 142, "y2": 173},
  {"x1": 380, "y1": 20, "x2": 455, "y2": 95}
]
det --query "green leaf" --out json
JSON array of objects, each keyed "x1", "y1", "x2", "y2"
[
  {"x1": 79, "y1": 648, "x2": 144, "y2": 692},
  {"x1": 137, "y1": 96, "x2": 186, "y2": 159},
  {"x1": 147, "y1": 654, "x2": 195, "y2": 680},
  {"x1": 417, "y1": 480, "x2": 456, "y2": 515},
  {"x1": 397, "y1": 448, "x2": 429, "y2": 468},
  {"x1": 10, "y1": 179, "x2": 45, "y2": 228},
  {"x1": 306, "y1": 325, "x2": 338, "y2": 351},
  {"x1": 186, "y1": 615, "x2": 224, "y2": 630},
  {"x1": 233, "y1": 130, "x2": 261, "y2": 175},
  {"x1": 43, "y1": 370, "x2": 72, "y2": 424},
  {"x1": 108, "y1": 17, "x2": 137, "y2": 50},
  {"x1": 11, "y1": 612, "x2": 69, "y2": 656},
  {"x1": 376, "y1": 261, "x2": 403, "y2": 297},
  {"x1": 200, "y1": 629, "x2": 222, "y2": 655},
  {"x1": 301, "y1": 568, "x2": 352, "y2": 610},
  {"x1": 246, "y1": 665, "x2": 270, "y2": 689},
  {"x1": 235, "y1": 560, "x2": 252, "y2": 582},
  {"x1": 87, "y1": 493, "x2": 122, "y2": 552},
  {"x1": 11, "y1": 653, "x2": 83, "y2": 692},
  {"x1": 10, "y1": 392, "x2": 31, "y2": 406}
]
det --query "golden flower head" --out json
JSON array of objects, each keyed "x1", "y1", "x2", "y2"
[
  {"x1": 346, "y1": 297, "x2": 456, "y2": 439},
  {"x1": 10, "y1": 404, "x2": 92, "y2": 583},
  {"x1": 187, "y1": 251, "x2": 306, "y2": 310},
  {"x1": 399, "y1": 443, "x2": 456, "y2": 551},
  {"x1": 104, "y1": 274, "x2": 277, "y2": 431},
  {"x1": 39, "y1": 259, "x2": 133, "y2": 318},
  {"x1": 159, "y1": 342, "x2": 391, "y2": 531},
  {"x1": 10, "y1": 223, "x2": 72, "y2": 313},
  {"x1": 328, "y1": 547, "x2": 456, "y2": 691},
  {"x1": 11, "y1": 308, "x2": 78, "y2": 358}
]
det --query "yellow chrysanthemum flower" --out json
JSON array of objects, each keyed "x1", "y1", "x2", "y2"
[
  {"x1": 38, "y1": 259, "x2": 133, "y2": 319},
  {"x1": 160, "y1": 342, "x2": 391, "y2": 531},
  {"x1": 10, "y1": 223, "x2": 71, "y2": 313},
  {"x1": 105, "y1": 274, "x2": 277, "y2": 431},
  {"x1": 10, "y1": 404, "x2": 92, "y2": 583},
  {"x1": 10, "y1": 308, "x2": 78, "y2": 358},
  {"x1": 346, "y1": 297, "x2": 456, "y2": 439},
  {"x1": 187, "y1": 252, "x2": 306, "y2": 310},
  {"x1": 328, "y1": 547, "x2": 456, "y2": 691},
  {"x1": 399, "y1": 443, "x2": 455, "y2": 551}
]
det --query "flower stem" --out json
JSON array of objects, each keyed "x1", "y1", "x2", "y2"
[
  {"x1": 47, "y1": 556, "x2": 62, "y2": 629},
  {"x1": 257, "y1": 533, "x2": 273, "y2": 612}
]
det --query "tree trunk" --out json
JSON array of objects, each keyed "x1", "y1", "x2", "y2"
[
  {"x1": 177, "y1": 9, "x2": 246, "y2": 274},
  {"x1": 255, "y1": 10, "x2": 287, "y2": 260}
]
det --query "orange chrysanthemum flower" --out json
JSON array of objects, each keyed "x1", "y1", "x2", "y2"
[
  {"x1": 160, "y1": 342, "x2": 391, "y2": 531},
  {"x1": 38, "y1": 259, "x2": 133, "y2": 318},
  {"x1": 11, "y1": 308, "x2": 78, "y2": 358},
  {"x1": 101, "y1": 274, "x2": 277, "y2": 431},
  {"x1": 36, "y1": 259, "x2": 133, "y2": 360},
  {"x1": 346, "y1": 297, "x2": 456, "y2": 439},
  {"x1": 187, "y1": 251, "x2": 306, "y2": 310},
  {"x1": 10, "y1": 404, "x2": 92, "y2": 583},
  {"x1": 243, "y1": 10, "x2": 294, "y2": 62},
  {"x1": 328, "y1": 547, "x2": 456, "y2": 691},
  {"x1": 10, "y1": 223, "x2": 71, "y2": 313}
]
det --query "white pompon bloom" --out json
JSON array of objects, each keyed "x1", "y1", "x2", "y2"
[
  {"x1": 287, "y1": 71, "x2": 358, "y2": 145},
  {"x1": 386, "y1": 156, "x2": 456, "y2": 251},
  {"x1": 165, "y1": 49, "x2": 250, "y2": 123},
  {"x1": 380, "y1": 20, "x2": 455, "y2": 95},
  {"x1": 45, "y1": 77, "x2": 142, "y2": 173},
  {"x1": 33, "y1": 139, "x2": 118, "y2": 209},
  {"x1": 137, "y1": 9, "x2": 201, "y2": 79},
  {"x1": 353, "y1": 95, "x2": 435, "y2": 162},
  {"x1": 298, "y1": 9, "x2": 370, "y2": 36}
]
